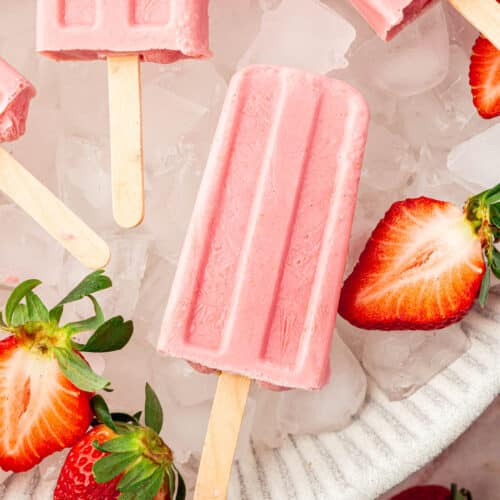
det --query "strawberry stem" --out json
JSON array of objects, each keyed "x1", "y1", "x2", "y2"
[
  {"x1": 450, "y1": 483, "x2": 473, "y2": 500},
  {"x1": 465, "y1": 183, "x2": 500, "y2": 306}
]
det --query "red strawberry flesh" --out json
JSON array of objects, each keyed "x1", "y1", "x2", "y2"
[{"x1": 469, "y1": 35, "x2": 500, "y2": 119}]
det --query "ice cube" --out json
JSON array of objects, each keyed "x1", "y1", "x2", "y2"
[
  {"x1": 0, "y1": 205, "x2": 64, "y2": 287},
  {"x1": 151, "y1": 356, "x2": 217, "y2": 407},
  {"x1": 278, "y1": 334, "x2": 367, "y2": 435},
  {"x1": 56, "y1": 135, "x2": 113, "y2": 232},
  {"x1": 209, "y1": 0, "x2": 263, "y2": 78},
  {"x1": 259, "y1": 0, "x2": 281, "y2": 10},
  {"x1": 142, "y1": 62, "x2": 221, "y2": 173},
  {"x1": 404, "y1": 146, "x2": 473, "y2": 203},
  {"x1": 361, "y1": 122, "x2": 415, "y2": 191},
  {"x1": 2, "y1": 468, "x2": 38, "y2": 499},
  {"x1": 238, "y1": 0, "x2": 356, "y2": 73},
  {"x1": 143, "y1": 164, "x2": 203, "y2": 262},
  {"x1": 251, "y1": 390, "x2": 287, "y2": 448},
  {"x1": 0, "y1": 468, "x2": 11, "y2": 486},
  {"x1": 355, "y1": 2, "x2": 449, "y2": 96},
  {"x1": 135, "y1": 254, "x2": 178, "y2": 347},
  {"x1": 160, "y1": 398, "x2": 212, "y2": 463},
  {"x1": 447, "y1": 123, "x2": 500, "y2": 189},
  {"x1": 57, "y1": 61, "x2": 109, "y2": 140},
  {"x1": 362, "y1": 324, "x2": 471, "y2": 400},
  {"x1": 434, "y1": 44, "x2": 477, "y2": 131},
  {"x1": 57, "y1": 235, "x2": 149, "y2": 321}
]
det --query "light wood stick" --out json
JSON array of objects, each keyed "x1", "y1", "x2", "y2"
[
  {"x1": 0, "y1": 147, "x2": 110, "y2": 269},
  {"x1": 448, "y1": 0, "x2": 500, "y2": 50},
  {"x1": 194, "y1": 373, "x2": 252, "y2": 500},
  {"x1": 107, "y1": 54, "x2": 145, "y2": 229}
]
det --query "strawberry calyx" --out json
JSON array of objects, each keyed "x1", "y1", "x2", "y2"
[
  {"x1": 464, "y1": 183, "x2": 500, "y2": 305},
  {"x1": 90, "y1": 384, "x2": 185, "y2": 500},
  {"x1": 0, "y1": 270, "x2": 134, "y2": 393},
  {"x1": 450, "y1": 483, "x2": 473, "y2": 500}
]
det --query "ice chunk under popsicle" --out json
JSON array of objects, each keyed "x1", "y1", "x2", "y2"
[
  {"x1": 158, "y1": 65, "x2": 370, "y2": 391},
  {"x1": 36, "y1": 0, "x2": 210, "y2": 62},
  {"x1": 0, "y1": 58, "x2": 36, "y2": 143}
]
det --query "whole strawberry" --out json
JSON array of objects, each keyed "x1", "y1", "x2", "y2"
[
  {"x1": 390, "y1": 483, "x2": 472, "y2": 500},
  {"x1": 339, "y1": 184, "x2": 500, "y2": 330},
  {"x1": 55, "y1": 384, "x2": 185, "y2": 500},
  {"x1": 0, "y1": 270, "x2": 133, "y2": 472}
]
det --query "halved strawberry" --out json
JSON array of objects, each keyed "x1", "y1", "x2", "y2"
[
  {"x1": 55, "y1": 385, "x2": 184, "y2": 500},
  {"x1": 0, "y1": 270, "x2": 133, "y2": 472},
  {"x1": 469, "y1": 35, "x2": 500, "y2": 118},
  {"x1": 390, "y1": 483, "x2": 472, "y2": 500},
  {"x1": 339, "y1": 184, "x2": 500, "y2": 330},
  {"x1": 0, "y1": 336, "x2": 92, "y2": 472}
]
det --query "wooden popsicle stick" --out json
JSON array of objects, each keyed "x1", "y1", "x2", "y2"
[
  {"x1": 0, "y1": 147, "x2": 110, "y2": 269},
  {"x1": 194, "y1": 373, "x2": 252, "y2": 500},
  {"x1": 448, "y1": 0, "x2": 500, "y2": 50},
  {"x1": 107, "y1": 54, "x2": 145, "y2": 229}
]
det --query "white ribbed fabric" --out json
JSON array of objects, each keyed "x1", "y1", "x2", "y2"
[
  {"x1": 228, "y1": 292, "x2": 500, "y2": 500},
  {"x1": 3, "y1": 292, "x2": 500, "y2": 500}
]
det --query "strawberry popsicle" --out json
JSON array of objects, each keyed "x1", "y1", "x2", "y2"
[
  {"x1": 349, "y1": 0, "x2": 500, "y2": 48},
  {"x1": 0, "y1": 57, "x2": 109, "y2": 269},
  {"x1": 158, "y1": 65, "x2": 369, "y2": 500},
  {"x1": 36, "y1": 0, "x2": 210, "y2": 62},
  {"x1": 36, "y1": 0, "x2": 211, "y2": 228},
  {"x1": 159, "y1": 65, "x2": 369, "y2": 390},
  {"x1": 0, "y1": 58, "x2": 35, "y2": 142}
]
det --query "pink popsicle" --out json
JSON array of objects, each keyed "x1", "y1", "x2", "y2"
[
  {"x1": 0, "y1": 58, "x2": 36, "y2": 143},
  {"x1": 36, "y1": 0, "x2": 211, "y2": 229},
  {"x1": 349, "y1": 0, "x2": 500, "y2": 46},
  {"x1": 158, "y1": 65, "x2": 370, "y2": 391},
  {"x1": 36, "y1": 0, "x2": 210, "y2": 62},
  {"x1": 349, "y1": 0, "x2": 436, "y2": 40}
]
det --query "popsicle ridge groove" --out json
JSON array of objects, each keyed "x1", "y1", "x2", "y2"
[
  {"x1": 222, "y1": 73, "x2": 323, "y2": 364},
  {"x1": 183, "y1": 76, "x2": 254, "y2": 350}
]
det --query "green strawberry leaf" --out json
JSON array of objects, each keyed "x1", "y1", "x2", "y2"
[
  {"x1": 98, "y1": 434, "x2": 141, "y2": 454},
  {"x1": 91, "y1": 395, "x2": 117, "y2": 433},
  {"x1": 57, "y1": 270, "x2": 112, "y2": 306},
  {"x1": 174, "y1": 466, "x2": 186, "y2": 500},
  {"x1": 26, "y1": 291, "x2": 49, "y2": 322},
  {"x1": 54, "y1": 347, "x2": 110, "y2": 392},
  {"x1": 0, "y1": 312, "x2": 6, "y2": 328},
  {"x1": 136, "y1": 467, "x2": 164, "y2": 500},
  {"x1": 49, "y1": 304, "x2": 64, "y2": 324},
  {"x1": 491, "y1": 247, "x2": 500, "y2": 279},
  {"x1": 11, "y1": 304, "x2": 29, "y2": 326},
  {"x1": 166, "y1": 466, "x2": 175, "y2": 500},
  {"x1": 80, "y1": 316, "x2": 133, "y2": 353},
  {"x1": 66, "y1": 295, "x2": 104, "y2": 334},
  {"x1": 144, "y1": 383, "x2": 163, "y2": 434},
  {"x1": 479, "y1": 266, "x2": 491, "y2": 308},
  {"x1": 93, "y1": 451, "x2": 139, "y2": 484},
  {"x1": 133, "y1": 411, "x2": 142, "y2": 422},
  {"x1": 117, "y1": 456, "x2": 158, "y2": 492},
  {"x1": 5, "y1": 279, "x2": 41, "y2": 325},
  {"x1": 485, "y1": 184, "x2": 500, "y2": 205}
]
